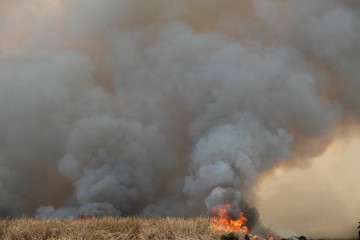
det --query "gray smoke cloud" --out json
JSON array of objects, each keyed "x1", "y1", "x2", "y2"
[{"x1": 0, "y1": 0, "x2": 359, "y2": 236}]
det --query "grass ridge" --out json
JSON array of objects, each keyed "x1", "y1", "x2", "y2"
[{"x1": 0, "y1": 217, "x2": 259, "y2": 240}]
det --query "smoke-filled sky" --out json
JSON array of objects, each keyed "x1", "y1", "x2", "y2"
[
  {"x1": 256, "y1": 135, "x2": 360, "y2": 239},
  {"x1": 0, "y1": 0, "x2": 360, "y2": 238}
]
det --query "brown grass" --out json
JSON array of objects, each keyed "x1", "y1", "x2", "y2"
[{"x1": 0, "y1": 217, "x2": 264, "y2": 240}]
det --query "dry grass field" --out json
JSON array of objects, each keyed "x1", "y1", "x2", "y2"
[{"x1": 0, "y1": 217, "x2": 264, "y2": 240}]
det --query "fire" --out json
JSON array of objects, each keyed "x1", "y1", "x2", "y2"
[
  {"x1": 77, "y1": 214, "x2": 92, "y2": 222},
  {"x1": 210, "y1": 204, "x2": 274, "y2": 240},
  {"x1": 210, "y1": 204, "x2": 248, "y2": 232}
]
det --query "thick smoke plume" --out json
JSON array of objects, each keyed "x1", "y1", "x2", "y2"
[{"x1": 0, "y1": 0, "x2": 359, "y2": 236}]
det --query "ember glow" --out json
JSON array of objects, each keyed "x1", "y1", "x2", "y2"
[
  {"x1": 77, "y1": 215, "x2": 92, "y2": 222},
  {"x1": 210, "y1": 204, "x2": 248, "y2": 232}
]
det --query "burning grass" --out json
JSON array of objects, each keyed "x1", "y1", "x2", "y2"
[{"x1": 0, "y1": 217, "x2": 270, "y2": 240}]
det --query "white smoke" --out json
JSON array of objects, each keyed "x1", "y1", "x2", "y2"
[{"x1": 0, "y1": 1, "x2": 359, "y2": 236}]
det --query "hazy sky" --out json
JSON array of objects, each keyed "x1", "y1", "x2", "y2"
[{"x1": 256, "y1": 136, "x2": 360, "y2": 238}]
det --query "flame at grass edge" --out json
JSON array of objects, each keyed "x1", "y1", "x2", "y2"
[{"x1": 210, "y1": 204, "x2": 274, "y2": 240}]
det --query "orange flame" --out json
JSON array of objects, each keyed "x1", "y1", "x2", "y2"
[
  {"x1": 210, "y1": 204, "x2": 274, "y2": 240},
  {"x1": 210, "y1": 204, "x2": 248, "y2": 232},
  {"x1": 77, "y1": 214, "x2": 92, "y2": 222}
]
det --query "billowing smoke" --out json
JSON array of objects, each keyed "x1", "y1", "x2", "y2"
[{"x1": 0, "y1": 0, "x2": 359, "y2": 236}]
